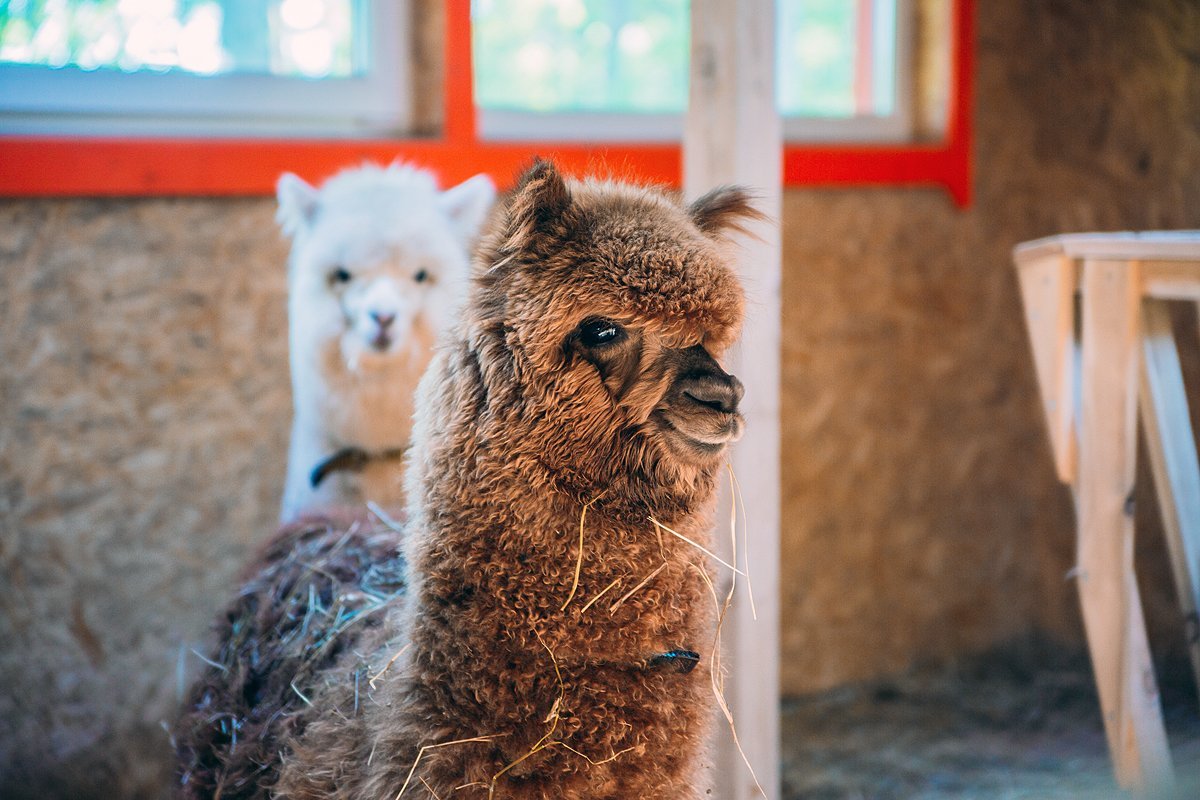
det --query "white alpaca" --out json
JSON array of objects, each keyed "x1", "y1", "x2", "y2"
[{"x1": 276, "y1": 163, "x2": 495, "y2": 521}]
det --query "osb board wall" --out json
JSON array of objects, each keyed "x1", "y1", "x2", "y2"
[
  {"x1": 3, "y1": 0, "x2": 1200, "y2": 797},
  {"x1": 0, "y1": 201, "x2": 292, "y2": 797}
]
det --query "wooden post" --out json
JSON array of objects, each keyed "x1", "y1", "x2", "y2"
[
  {"x1": 684, "y1": 1, "x2": 781, "y2": 798},
  {"x1": 1077, "y1": 260, "x2": 1173, "y2": 790}
]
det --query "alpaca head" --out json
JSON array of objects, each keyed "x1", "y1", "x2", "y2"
[
  {"x1": 468, "y1": 161, "x2": 757, "y2": 499},
  {"x1": 278, "y1": 163, "x2": 495, "y2": 374}
]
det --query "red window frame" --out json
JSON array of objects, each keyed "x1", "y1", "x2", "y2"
[{"x1": 0, "y1": 0, "x2": 974, "y2": 205}]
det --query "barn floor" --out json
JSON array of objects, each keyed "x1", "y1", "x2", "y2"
[{"x1": 779, "y1": 643, "x2": 1200, "y2": 799}]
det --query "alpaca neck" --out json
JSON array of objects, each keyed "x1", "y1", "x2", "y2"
[
  {"x1": 308, "y1": 444, "x2": 410, "y2": 490},
  {"x1": 280, "y1": 338, "x2": 423, "y2": 521}
]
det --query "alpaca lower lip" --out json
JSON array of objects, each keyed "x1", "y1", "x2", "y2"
[
  {"x1": 370, "y1": 333, "x2": 393, "y2": 350},
  {"x1": 654, "y1": 410, "x2": 743, "y2": 454}
]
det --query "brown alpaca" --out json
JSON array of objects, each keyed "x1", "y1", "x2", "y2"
[{"x1": 175, "y1": 161, "x2": 754, "y2": 799}]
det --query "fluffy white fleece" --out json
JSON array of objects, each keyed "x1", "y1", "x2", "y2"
[{"x1": 276, "y1": 162, "x2": 495, "y2": 521}]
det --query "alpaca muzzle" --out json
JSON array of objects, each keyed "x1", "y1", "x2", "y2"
[
  {"x1": 368, "y1": 309, "x2": 397, "y2": 350},
  {"x1": 657, "y1": 346, "x2": 745, "y2": 455}
]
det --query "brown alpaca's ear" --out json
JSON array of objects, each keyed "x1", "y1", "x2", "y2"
[
  {"x1": 501, "y1": 159, "x2": 573, "y2": 253},
  {"x1": 687, "y1": 185, "x2": 764, "y2": 239}
]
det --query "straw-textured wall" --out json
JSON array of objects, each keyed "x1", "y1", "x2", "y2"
[
  {"x1": 0, "y1": 200, "x2": 292, "y2": 797},
  {"x1": 2, "y1": 1, "x2": 1199, "y2": 797}
]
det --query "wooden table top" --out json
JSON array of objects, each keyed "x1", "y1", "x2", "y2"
[{"x1": 1014, "y1": 231, "x2": 1200, "y2": 264}]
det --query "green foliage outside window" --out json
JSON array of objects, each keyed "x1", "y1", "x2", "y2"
[
  {"x1": 473, "y1": 0, "x2": 878, "y2": 119},
  {"x1": 473, "y1": 0, "x2": 690, "y2": 114},
  {"x1": 0, "y1": 0, "x2": 359, "y2": 78},
  {"x1": 2, "y1": 0, "x2": 890, "y2": 118}
]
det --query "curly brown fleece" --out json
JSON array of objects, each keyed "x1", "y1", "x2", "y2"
[{"x1": 177, "y1": 161, "x2": 755, "y2": 799}]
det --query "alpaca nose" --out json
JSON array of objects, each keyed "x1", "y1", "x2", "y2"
[
  {"x1": 370, "y1": 310, "x2": 396, "y2": 329},
  {"x1": 675, "y1": 345, "x2": 743, "y2": 414},
  {"x1": 682, "y1": 372, "x2": 743, "y2": 414}
]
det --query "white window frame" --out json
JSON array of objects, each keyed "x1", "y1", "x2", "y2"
[
  {"x1": 0, "y1": 0, "x2": 410, "y2": 139},
  {"x1": 477, "y1": 0, "x2": 913, "y2": 144}
]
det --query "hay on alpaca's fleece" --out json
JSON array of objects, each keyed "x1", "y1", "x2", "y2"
[{"x1": 174, "y1": 509, "x2": 405, "y2": 800}]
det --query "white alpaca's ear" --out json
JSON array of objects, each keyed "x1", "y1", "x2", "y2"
[
  {"x1": 439, "y1": 173, "x2": 496, "y2": 243},
  {"x1": 276, "y1": 172, "x2": 319, "y2": 238}
]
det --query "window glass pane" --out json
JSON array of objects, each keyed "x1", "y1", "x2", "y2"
[
  {"x1": 472, "y1": 0, "x2": 689, "y2": 114},
  {"x1": 777, "y1": 0, "x2": 898, "y2": 117},
  {"x1": 776, "y1": 0, "x2": 855, "y2": 117},
  {"x1": 869, "y1": 0, "x2": 897, "y2": 116},
  {"x1": 0, "y1": 0, "x2": 365, "y2": 78},
  {"x1": 472, "y1": 0, "x2": 898, "y2": 120}
]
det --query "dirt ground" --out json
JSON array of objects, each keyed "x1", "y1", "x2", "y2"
[{"x1": 780, "y1": 644, "x2": 1200, "y2": 799}]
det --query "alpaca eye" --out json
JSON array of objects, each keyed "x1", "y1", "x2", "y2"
[
  {"x1": 330, "y1": 266, "x2": 352, "y2": 284},
  {"x1": 578, "y1": 318, "x2": 624, "y2": 348},
  {"x1": 414, "y1": 269, "x2": 429, "y2": 283}
]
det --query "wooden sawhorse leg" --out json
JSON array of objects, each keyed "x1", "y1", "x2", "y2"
[
  {"x1": 1078, "y1": 259, "x2": 1174, "y2": 790},
  {"x1": 1140, "y1": 298, "x2": 1200, "y2": 702}
]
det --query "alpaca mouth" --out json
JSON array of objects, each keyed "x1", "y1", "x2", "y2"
[
  {"x1": 369, "y1": 331, "x2": 394, "y2": 351},
  {"x1": 654, "y1": 409, "x2": 744, "y2": 457}
]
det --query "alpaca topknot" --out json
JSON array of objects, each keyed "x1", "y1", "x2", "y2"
[
  {"x1": 315, "y1": 162, "x2": 440, "y2": 212},
  {"x1": 276, "y1": 161, "x2": 474, "y2": 240},
  {"x1": 474, "y1": 159, "x2": 754, "y2": 356}
]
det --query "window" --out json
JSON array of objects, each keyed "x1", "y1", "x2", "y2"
[
  {"x1": 0, "y1": 1, "x2": 974, "y2": 204},
  {"x1": 472, "y1": 0, "x2": 913, "y2": 142},
  {"x1": 0, "y1": 0, "x2": 409, "y2": 137}
]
